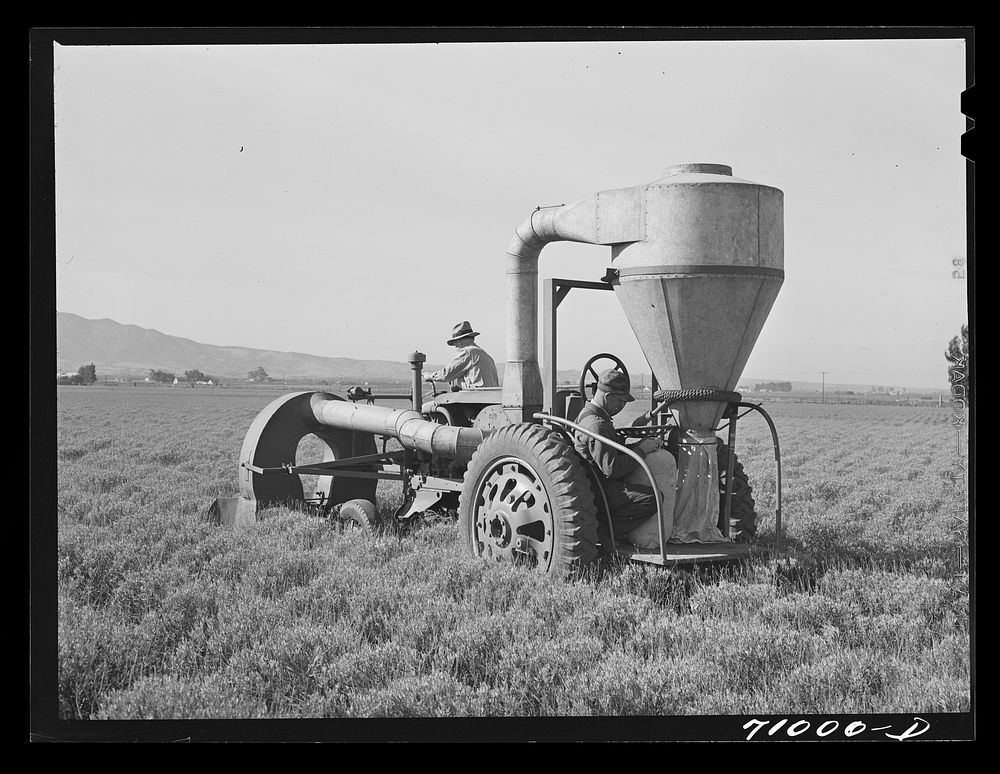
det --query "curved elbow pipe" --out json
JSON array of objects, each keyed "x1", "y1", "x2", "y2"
[
  {"x1": 507, "y1": 206, "x2": 570, "y2": 260},
  {"x1": 502, "y1": 192, "x2": 643, "y2": 418},
  {"x1": 501, "y1": 211, "x2": 555, "y2": 416}
]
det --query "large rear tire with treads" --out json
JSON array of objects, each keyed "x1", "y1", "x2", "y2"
[
  {"x1": 717, "y1": 442, "x2": 757, "y2": 543},
  {"x1": 459, "y1": 423, "x2": 599, "y2": 578}
]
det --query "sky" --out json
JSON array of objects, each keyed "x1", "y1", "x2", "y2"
[{"x1": 51, "y1": 31, "x2": 971, "y2": 390}]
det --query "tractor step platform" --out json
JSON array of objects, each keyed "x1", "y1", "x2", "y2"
[{"x1": 620, "y1": 541, "x2": 757, "y2": 566}]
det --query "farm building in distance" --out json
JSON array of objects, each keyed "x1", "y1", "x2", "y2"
[{"x1": 754, "y1": 381, "x2": 793, "y2": 392}]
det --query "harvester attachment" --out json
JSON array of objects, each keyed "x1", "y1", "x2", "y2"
[
  {"x1": 206, "y1": 495, "x2": 258, "y2": 527},
  {"x1": 226, "y1": 391, "x2": 379, "y2": 522}
]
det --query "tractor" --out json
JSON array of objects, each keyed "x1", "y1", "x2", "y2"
[{"x1": 210, "y1": 163, "x2": 784, "y2": 578}]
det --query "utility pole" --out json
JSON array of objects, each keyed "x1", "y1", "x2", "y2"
[{"x1": 821, "y1": 371, "x2": 828, "y2": 403}]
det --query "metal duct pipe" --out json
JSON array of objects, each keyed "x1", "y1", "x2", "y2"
[
  {"x1": 309, "y1": 393, "x2": 485, "y2": 463},
  {"x1": 503, "y1": 197, "x2": 644, "y2": 421},
  {"x1": 502, "y1": 211, "x2": 551, "y2": 419}
]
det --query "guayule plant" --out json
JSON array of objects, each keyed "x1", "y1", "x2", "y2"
[{"x1": 57, "y1": 389, "x2": 969, "y2": 719}]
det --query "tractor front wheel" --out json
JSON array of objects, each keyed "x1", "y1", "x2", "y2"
[
  {"x1": 338, "y1": 498, "x2": 379, "y2": 529},
  {"x1": 459, "y1": 423, "x2": 599, "y2": 579}
]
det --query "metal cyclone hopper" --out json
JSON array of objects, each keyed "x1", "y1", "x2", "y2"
[
  {"x1": 612, "y1": 163, "x2": 784, "y2": 431},
  {"x1": 607, "y1": 163, "x2": 784, "y2": 543},
  {"x1": 497, "y1": 162, "x2": 783, "y2": 547}
]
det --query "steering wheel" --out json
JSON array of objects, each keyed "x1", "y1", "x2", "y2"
[
  {"x1": 425, "y1": 378, "x2": 442, "y2": 398},
  {"x1": 578, "y1": 353, "x2": 629, "y2": 401}
]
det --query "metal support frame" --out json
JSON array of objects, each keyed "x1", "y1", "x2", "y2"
[
  {"x1": 543, "y1": 277, "x2": 616, "y2": 417},
  {"x1": 242, "y1": 449, "x2": 406, "y2": 477},
  {"x1": 247, "y1": 441, "x2": 466, "y2": 508},
  {"x1": 539, "y1": 277, "x2": 750, "y2": 565},
  {"x1": 736, "y1": 402, "x2": 783, "y2": 557},
  {"x1": 347, "y1": 392, "x2": 414, "y2": 404},
  {"x1": 399, "y1": 447, "x2": 411, "y2": 504},
  {"x1": 288, "y1": 468, "x2": 405, "y2": 481},
  {"x1": 712, "y1": 400, "x2": 783, "y2": 556},
  {"x1": 540, "y1": 396, "x2": 784, "y2": 565},
  {"x1": 582, "y1": 458, "x2": 616, "y2": 550},
  {"x1": 721, "y1": 406, "x2": 737, "y2": 538}
]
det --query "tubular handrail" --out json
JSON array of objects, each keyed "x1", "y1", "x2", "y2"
[
  {"x1": 580, "y1": 457, "x2": 616, "y2": 550},
  {"x1": 534, "y1": 412, "x2": 665, "y2": 563},
  {"x1": 737, "y1": 402, "x2": 783, "y2": 557}
]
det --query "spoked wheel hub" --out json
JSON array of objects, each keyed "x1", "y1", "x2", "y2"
[
  {"x1": 486, "y1": 512, "x2": 512, "y2": 545},
  {"x1": 473, "y1": 457, "x2": 554, "y2": 570}
]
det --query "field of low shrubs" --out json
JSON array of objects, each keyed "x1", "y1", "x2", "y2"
[{"x1": 53, "y1": 386, "x2": 971, "y2": 726}]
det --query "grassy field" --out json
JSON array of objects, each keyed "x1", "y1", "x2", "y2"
[{"x1": 54, "y1": 385, "x2": 971, "y2": 725}]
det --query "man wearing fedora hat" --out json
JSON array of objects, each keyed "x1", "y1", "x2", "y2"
[
  {"x1": 425, "y1": 321, "x2": 500, "y2": 390},
  {"x1": 572, "y1": 368, "x2": 677, "y2": 549}
]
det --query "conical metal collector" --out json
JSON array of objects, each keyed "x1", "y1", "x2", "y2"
[{"x1": 611, "y1": 164, "x2": 784, "y2": 429}]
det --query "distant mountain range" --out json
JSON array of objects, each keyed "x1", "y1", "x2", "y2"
[
  {"x1": 55, "y1": 313, "x2": 587, "y2": 385},
  {"x1": 56, "y1": 313, "x2": 439, "y2": 383},
  {"x1": 55, "y1": 313, "x2": 946, "y2": 394}
]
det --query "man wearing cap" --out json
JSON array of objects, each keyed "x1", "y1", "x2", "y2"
[
  {"x1": 425, "y1": 321, "x2": 500, "y2": 390},
  {"x1": 572, "y1": 368, "x2": 677, "y2": 548}
]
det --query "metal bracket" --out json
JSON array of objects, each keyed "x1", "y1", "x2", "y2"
[
  {"x1": 394, "y1": 487, "x2": 447, "y2": 521},
  {"x1": 738, "y1": 401, "x2": 783, "y2": 558}
]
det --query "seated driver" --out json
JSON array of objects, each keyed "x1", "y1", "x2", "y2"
[
  {"x1": 572, "y1": 368, "x2": 677, "y2": 549},
  {"x1": 425, "y1": 320, "x2": 500, "y2": 390}
]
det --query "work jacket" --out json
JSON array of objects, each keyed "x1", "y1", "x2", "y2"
[
  {"x1": 427, "y1": 344, "x2": 499, "y2": 389},
  {"x1": 573, "y1": 402, "x2": 657, "y2": 527},
  {"x1": 573, "y1": 402, "x2": 641, "y2": 480}
]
